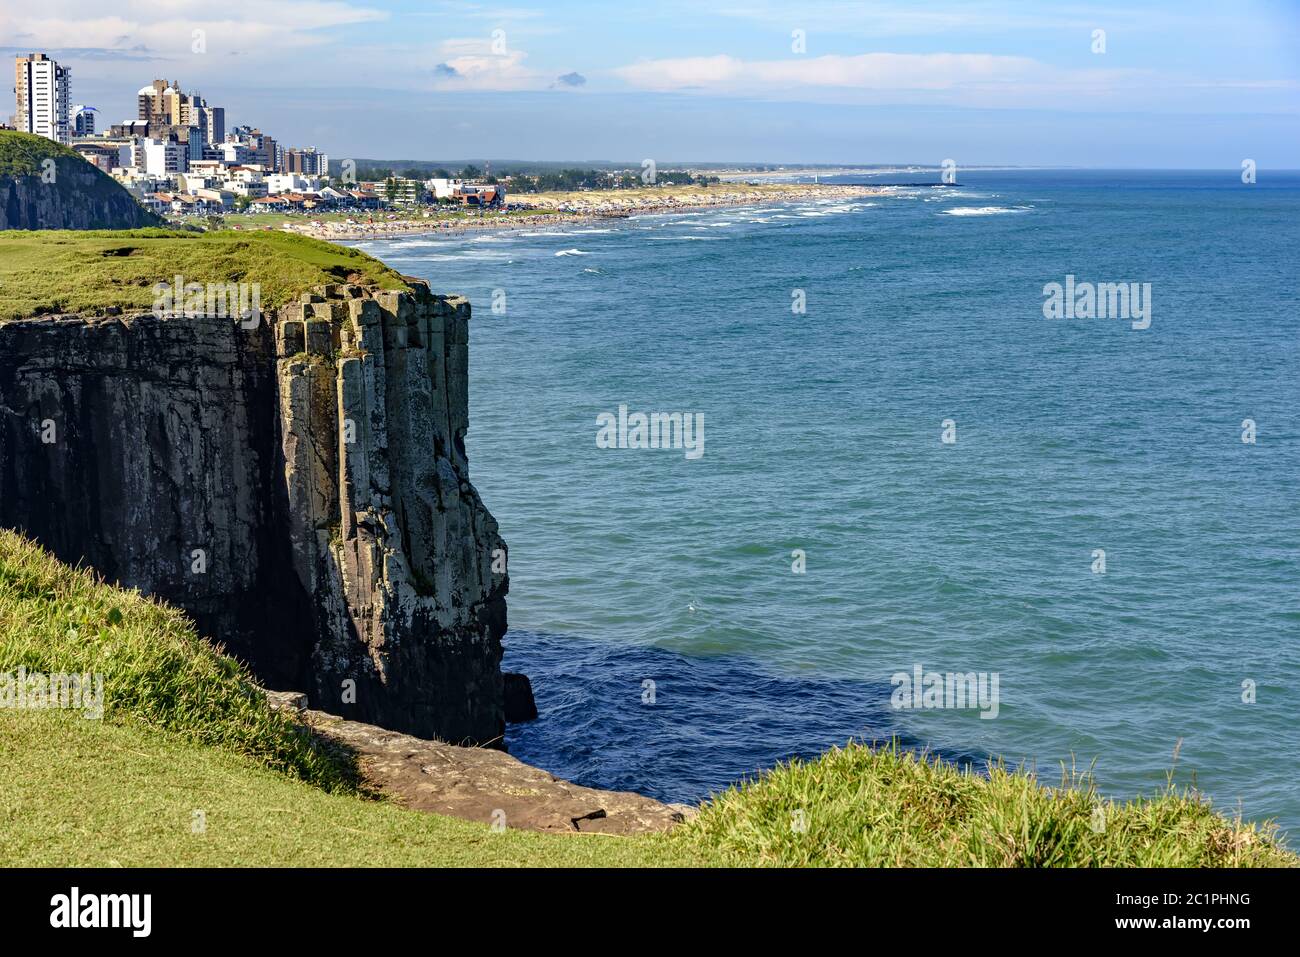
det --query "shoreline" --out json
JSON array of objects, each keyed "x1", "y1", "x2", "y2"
[{"x1": 278, "y1": 183, "x2": 883, "y2": 242}]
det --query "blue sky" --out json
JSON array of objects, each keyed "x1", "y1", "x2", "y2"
[{"x1": 5, "y1": 0, "x2": 1298, "y2": 165}]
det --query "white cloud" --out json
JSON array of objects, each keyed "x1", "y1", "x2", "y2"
[
  {"x1": 710, "y1": 1, "x2": 1144, "y2": 37},
  {"x1": 609, "y1": 50, "x2": 1178, "y2": 111},
  {"x1": 417, "y1": 3, "x2": 546, "y2": 19},
  {"x1": 0, "y1": 2, "x2": 387, "y2": 57},
  {"x1": 615, "y1": 51, "x2": 1044, "y2": 93},
  {"x1": 428, "y1": 36, "x2": 546, "y2": 90}
]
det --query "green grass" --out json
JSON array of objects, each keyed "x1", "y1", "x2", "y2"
[
  {"x1": 0, "y1": 711, "x2": 701, "y2": 866},
  {"x1": 0, "y1": 229, "x2": 409, "y2": 321},
  {"x1": 0, "y1": 529, "x2": 351, "y2": 791},
  {"x1": 682, "y1": 743, "x2": 1295, "y2": 867},
  {"x1": 0, "y1": 129, "x2": 83, "y2": 178},
  {"x1": 3, "y1": 496, "x2": 1294, "y2": 867}
]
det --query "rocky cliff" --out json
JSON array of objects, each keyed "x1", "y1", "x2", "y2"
[
  {"x1": 0, "y1": 131, "x2": 162, "y2": 230},
  {"x1": 0, "y1": 280, "x2": 509, "y2": 745}
]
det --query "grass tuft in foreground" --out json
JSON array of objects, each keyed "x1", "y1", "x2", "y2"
[
  {"x1": 681, "y1": 742, "x2": 1295, "y2": 867},
  {"x1": 0, "y1": 529, "x2": 353, "y2": 791}
]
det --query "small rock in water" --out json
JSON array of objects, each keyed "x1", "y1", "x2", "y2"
[{"x1": 503, "y1": 672, "x2": 538, "y2": 723}]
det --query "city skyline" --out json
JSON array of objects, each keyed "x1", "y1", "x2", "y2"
[{"x1": 3, "y1": 1, "x2": 1299, "y2": 166}]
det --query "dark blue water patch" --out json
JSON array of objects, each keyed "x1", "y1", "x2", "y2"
[{"x1": 502, "y1": 630, "x2": 986, "y2": 805}]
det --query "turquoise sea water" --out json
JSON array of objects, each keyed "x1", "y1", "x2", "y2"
[{"x1": 352, "y1": 170, "x2": 1300, "y2": 834}]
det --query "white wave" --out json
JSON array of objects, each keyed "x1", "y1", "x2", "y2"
[
  {"x1": 394, "y1": 248, "x2": 524, "y2": 262},
  {"x1": 943, "y1": 205, "x2": 1032, "y2": 216},
  {"x1": 555, "y1": 248, "x2": 589, "y2": 256}
]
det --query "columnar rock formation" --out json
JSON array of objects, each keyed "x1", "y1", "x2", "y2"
[{"x1": 0, "y1": 282, "x2": 509, "y2": 745}]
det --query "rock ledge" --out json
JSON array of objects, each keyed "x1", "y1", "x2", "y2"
[{"x1": 268, "y1": 690, "x2": 692, "y2": 835}]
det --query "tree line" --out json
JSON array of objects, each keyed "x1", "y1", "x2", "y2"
[{"x1": 328, "y1": 163, "x2": 720, "y2": 192}]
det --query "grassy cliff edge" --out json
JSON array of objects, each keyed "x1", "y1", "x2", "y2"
[
  {"x1": 0, "y1": 229, "x2": 409, "y2": 321},
  {"x1": 1, "y1": 529, "x2": 1291, "y2": 868}
]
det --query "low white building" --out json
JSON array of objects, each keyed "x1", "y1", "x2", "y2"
[
  {"x1": 187, "y1": 158, "x2": 225, "y2": 177},
  {"x1": 425, "y1": 177, "x2": 463, "y2": 200},
  {"x1": 180, "y1": 172, "x2": 213, "y2": 193},
  {"x1": 71, "y1": 141, "x2": 132, "y2": 173},
  {"x1": 220, "y1": 167, "x2": 268, "y2": 197},
  {"x1": 111, "y1": 168, "x2": 171, "y2": 194},
  {"x1": 218, "y1": 142, "x2": 255, "y2": 166},
  {"x1": 195, "y1": 188, "x2": 235, "y2": 210},
  {"x1": 264, "y1": 173, "x2": 320, "y2": 194},
  {"x1": 135, "y1": 138, "x2": 187, "y2": 177},
  {"x1": 223, "y1": 166, "x2": 264, "y2": 185},
  {"x1": 221, "y1": 179, "x2": 268, "y2": 198}
]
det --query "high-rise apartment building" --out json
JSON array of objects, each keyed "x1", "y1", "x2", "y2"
[
  {"x1": 227, "y1": 125, "x2": 278, "y2": 171},
  {"x1": 134, "y1": 80, "x2": 229, "y2": 170},
  {"x1": 14, "y1": 53, "x2": 71, "y2": 144},
  {"x1": 259, "y1": 133, "x2": 278, "y2": 172},
  {"x1": 72, "y1": 104, "x2": 96, "y2": 136},
  {"x1": 202, "y1": 105, "x2": 225, "y2": 151},
  {"x1": 285, "y1": 148, "x2": 329, "y2": 176},
  {"x1": 137, "y1": 79, "x2": 187, "y2": 128}
]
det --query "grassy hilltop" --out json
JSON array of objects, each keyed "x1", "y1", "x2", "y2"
[
  {"x1": 0, "y1": 129, "x2": 127, "y2": 185},
  {"x1": 1, "y1": 529, "x2": 1291, "y2": 868},
  {"x1": 0, "y1": 130, "x2": 163, "y2": 231},
  {"x1": 0, "y1": 229, "x2": 409, "y2": 321}
]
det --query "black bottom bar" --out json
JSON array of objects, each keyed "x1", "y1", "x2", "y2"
[{"x1": 1, "y1": 867, "x2": 1293, "y2": 941}]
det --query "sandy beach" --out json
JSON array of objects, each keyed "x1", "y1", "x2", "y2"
[{"x1": 279, "y1": 183, "x2": 882, "y2": 242}]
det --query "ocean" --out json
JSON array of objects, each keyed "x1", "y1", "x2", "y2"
[{"x1": 349, "y1": 169, "x2": 1300, "y2": 835}]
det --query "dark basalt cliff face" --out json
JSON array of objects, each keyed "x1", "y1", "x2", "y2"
[
  {"x1": 0, "y1": 152, "x2": 162, "y2": 230},
  {"x1": 0, "y1": 282, "x2": 509, "y2": 745}
]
